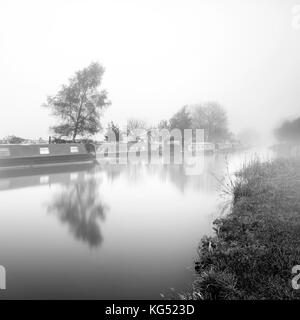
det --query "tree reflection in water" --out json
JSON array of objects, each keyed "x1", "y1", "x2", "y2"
[{"x1": 47, "y1": 175, "x2": 108, "y2": 248}]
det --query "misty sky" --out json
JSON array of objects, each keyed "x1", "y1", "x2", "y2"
[{"x1": 0, "y1": 0, "x2": 299, "y2": 140}]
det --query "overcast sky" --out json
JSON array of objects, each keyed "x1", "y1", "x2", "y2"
[{"x1": 0, "y1": 0, "x2": 299, "y2": 140}]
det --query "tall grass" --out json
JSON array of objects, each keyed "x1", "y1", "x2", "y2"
[{"x1": 173, "y1": 157, "x2": 300, "y2": 300}]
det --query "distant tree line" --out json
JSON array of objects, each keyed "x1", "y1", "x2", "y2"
[
  {"x1": 40, "y1": 61, "x2": 233, "y2": 145},
  {"x1": 103, "y1": 103, "x2": 231, "y2": 143},
  {"x1": 39, "y1": 62, "x2": 232, "y2": 145},
  {"x1": 274, "y1": 117, "x2": 300, "y2": 143},
  {"x1": 1, "y1": 62, "x2": 234, "y2": 146},
  {"x1": 0, "y1": 135, "x2": 26, "y2": 144},
  {"x1": 157, "y1": 102, "x2": 231, "y2": 143}
]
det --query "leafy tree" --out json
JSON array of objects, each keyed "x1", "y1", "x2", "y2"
[
  {"x1": 168, "y1": 106, "x2": 192, "y2": 145},
  {"x1": 169, "y1": 106, "x2": 192, "y2": 133},
  {"x1": 191, "y1": 102, "x2": 229, "y2": 142},
  {"x1": 274, "y1": 117, "x2": 300, "y2": 143},
  {"x1": 44, "y1": 62, "x2": 110, "y2": 142}
]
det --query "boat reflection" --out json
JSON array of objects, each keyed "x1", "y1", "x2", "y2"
[{"x1": 0, "y1": 163, "x2": 96, "y2": 191}]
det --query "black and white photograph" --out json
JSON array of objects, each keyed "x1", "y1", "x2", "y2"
[{"x1": 0, "y1": 0, "x2": 300, "y2": 309}]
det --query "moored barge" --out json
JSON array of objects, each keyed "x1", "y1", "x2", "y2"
[{"x1": 0, "y1": 143, "x2": 96, "y2": 170}]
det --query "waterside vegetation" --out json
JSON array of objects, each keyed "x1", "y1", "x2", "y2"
[{"x1": 172, "y1": 157, "x2": 300, "y2": 300}]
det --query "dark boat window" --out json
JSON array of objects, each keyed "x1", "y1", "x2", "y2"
[
  {"x1": 40, "y1": 147, "x2": 50, "y2": 155},
  {"x1": 0, "y1": 148, "x2": 10, "y2": 157}
]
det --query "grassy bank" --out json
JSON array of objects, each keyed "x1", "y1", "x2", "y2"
[{"x1": 178, "y1": 157, "x2": 300, "y2": 299}]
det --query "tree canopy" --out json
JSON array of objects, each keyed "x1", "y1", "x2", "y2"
[
  {"x1": 44, "y1": 62, "x2": 110, "y2": 142},
  {"x1": 167, "y1": 102, "x2": 230, "y2": 142},
  {"x1": 191, "y1": 102, "x2": 229, "y2": 142},
  {"x1": 169, "y1": 106, "x2": 192, "y2": 133},
  {"x1": 274, "y1": 117, "x2": 300, "y2": 143}
]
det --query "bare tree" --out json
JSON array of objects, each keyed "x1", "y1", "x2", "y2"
[
  {"x1": 158, "y1": 119, "x2": 170, "y2": 130},
  {"x1": 126, "y1": 118, "x2": 147, "y2": 141},
  {"x1": 105, "y1": 121, "x2": 122, "y2": 142}
]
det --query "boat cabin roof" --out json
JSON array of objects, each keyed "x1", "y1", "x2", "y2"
[{"x1": 0, "y1": 143, "x2": 90, "y2": 159}]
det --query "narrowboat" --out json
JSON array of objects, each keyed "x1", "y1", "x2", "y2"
[
  {"x1": 0, "y1": 143, "x2": 96, "y2": 170},
  {"x1": 215, "y1": 142, "x2": 246, "y2": 152},
  {"x1": 187, "y1": 142, "x2": 215, "y2": 153}
]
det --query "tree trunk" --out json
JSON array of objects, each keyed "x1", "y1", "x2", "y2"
[
  {"x1": 72, "y1": 88, "x2": 87, "y2": 143},
  {"x1": 72, "y1": 131, "x2": 77, "y2": 143}
]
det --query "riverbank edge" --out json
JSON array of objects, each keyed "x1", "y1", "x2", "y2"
[{"x1": 176, "y1": 157, "x2": 300, "y2": 300}]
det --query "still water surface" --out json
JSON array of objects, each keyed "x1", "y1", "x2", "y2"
[{"x1": 0, "y1": 148, "x2": 273, "y2": 299}]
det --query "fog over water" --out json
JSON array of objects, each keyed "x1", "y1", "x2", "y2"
[{"x1": 0, "y1": 148, "x2": 274, "y2": 299}]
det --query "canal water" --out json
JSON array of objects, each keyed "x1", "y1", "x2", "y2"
[{"x1": 0, "y1": 148, "x2": 273, "y2": 299}]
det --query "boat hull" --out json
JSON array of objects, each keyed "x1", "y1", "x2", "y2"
[{"x1": 0, "y1": 144, "x2": 96, "y2": 170}]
